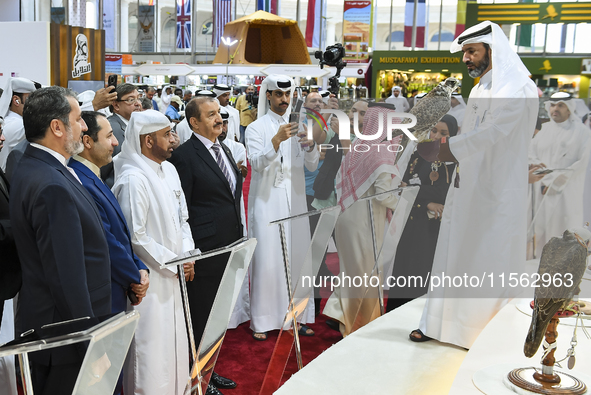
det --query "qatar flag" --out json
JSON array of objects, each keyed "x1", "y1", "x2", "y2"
[{"x1": 404, "y1": 0, "x2": 426, "y2": 48}]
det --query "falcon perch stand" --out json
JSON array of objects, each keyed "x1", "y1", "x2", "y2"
[{"x1": 506, "y1": 309, "x2": 587, "y2": 395}]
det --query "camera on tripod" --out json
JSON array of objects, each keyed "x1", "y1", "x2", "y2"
[
  {"x1": 245, "y1": 92, "x2": 259, "y2": 110},
  {"x1": 314, "y1": 43, "x2": 347, "y2": 95},
  {"x1": 314, "y1": 43, "x2": 347, "y2": 70}
]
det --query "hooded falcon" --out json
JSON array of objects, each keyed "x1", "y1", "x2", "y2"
[{"x1": 524, "y1": 228, "x2": 591, "y2": 358}]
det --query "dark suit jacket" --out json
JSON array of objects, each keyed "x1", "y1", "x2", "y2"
[
  {"x1": 169, "y1": 134, "x2": 243, "y2": 251},
  {"x1": 10, "y1": 145, "x2": 111, "y2": 366},
  {"x1": 70, "y1": 158, "x2": 147, "y2": 313},
  {"x1": 4, "y1": 139, "x2": 29, "y2": 183},
  {"x1": 0, "y1": 168, "x2": 21, "y2": 304},
  {"x1": 168, "y1": 134, "x2": 243, "y2": 344},
  {"x1": 101, "y1": 114, "x2": 127, "y2": 188}
]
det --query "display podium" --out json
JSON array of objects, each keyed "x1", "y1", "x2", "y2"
[
  {"x1": 0, "y1": 311, "x2": 140, "y2": 395},
  {"x1": 259, "y1": 187, "x2": 418, "y2": 394},
  {"x1": 363, "y1": 185, "x2": 419, "y2": 314},
  {"x1": 259, "y1": 205, "x2": 341, "y2": 395},
  {"x1": 162, "y1": 238, "x2": 257, "y2": 395}
]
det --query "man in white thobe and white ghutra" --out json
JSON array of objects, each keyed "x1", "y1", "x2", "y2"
[
  {"x1": 0, "y1": 77, "x2": 37, "y2": 170},
  {"x1": 385, "y1": 86, "x2": 410, "y2": 112},
  {"x1": 246, "y1": 75, "x2": 319, "y2": 340},
  {"x1": 213, "y1": 84, "x2": 241, "y2": 143},
  {"x1": 413, "y1": 21, "x2": 539, "y2": 349},
  {"x1": 112, "y1": 110, "x2": 195, "y2": 395},
  {"x1": 447, "y1": 92, "x2": 466, "y2": 132},
  {"x1": 219, "y1": 106, "x2": 251, "y2": 329},
  {"x1": 528, "y1": 92, "x2": 591, "y2": 257}
]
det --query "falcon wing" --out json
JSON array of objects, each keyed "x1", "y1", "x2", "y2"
[{"x1": 524, "y1": 232, "x2": 588, "y2": 357}]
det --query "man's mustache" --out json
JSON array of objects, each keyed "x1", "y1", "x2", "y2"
[
  {"x1": 280, "y1": 102, "x2": 289, "y2": 106},
  {"x1": 465, "y1": 61, "x2": 474, "y2": 66},
  {"x1": 214, "y1": 122, "x2": 223, "y2": 128}
]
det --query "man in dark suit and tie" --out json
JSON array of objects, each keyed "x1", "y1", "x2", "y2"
[
  {"x1": 70, "y1": 111, "x2": 150, "y2": 312},
  {"x1": 101, "y1": 83, "x2": 141, "y2": 187},
  {"x1": 9, "y1": 87, "x2": 111, "y2": 395},
  {"x1": 0, "y1": 118, "x2": 21, "y2": 341},
  {"x1": 169, "y1": 96, "x2": 242, "y2": 395},
  {"x1": 69, "y1": 110, "x2": 149, "y2": 395}
]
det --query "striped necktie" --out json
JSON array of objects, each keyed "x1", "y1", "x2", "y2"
[{"x1": 211, "y1": 143, "x2": 235, "y2": 196}]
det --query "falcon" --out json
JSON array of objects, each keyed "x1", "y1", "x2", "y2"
[
  {"x1": 524, "y1": 228, "x2": 591, "y2": 358},
  {"x1": 394, "y1": 77, "x2": 459, "y2": 161}
]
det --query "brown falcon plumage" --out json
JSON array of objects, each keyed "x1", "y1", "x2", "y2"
[
  {"x1": 394, "y1": 77, "x2": 459, "y2": 162},
  {"x1": 524, "y1": 228, "x2": 591, "y2": 358}
]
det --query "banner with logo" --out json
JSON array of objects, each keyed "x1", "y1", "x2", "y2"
[
  {"x1": 105, "y1": 54, "x2": 123, "y2": 74},
  {"x1": 138, "y1": 5, "x2": 155, "y2": 52},
  {"x1": 103, "y1": 0, "x2": 115, "y2": 50},
  {"x1": 343, "y1": 1, "x2": 372, "y2": 64}
]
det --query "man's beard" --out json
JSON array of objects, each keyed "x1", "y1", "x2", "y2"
[
  {"x1": 65, "y1": 125, "x2": 84, "y2": 156},
  {"x1": 467, "y1": 51, "x2": 490, "y2": 78}
]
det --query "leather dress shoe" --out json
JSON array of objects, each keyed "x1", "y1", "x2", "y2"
[
  {"x1": 211, "y1": 372, "x2": 237, "y2": 389},
  {"x1": 206, "y1": 383, "x2": 223, "y2": 395}
]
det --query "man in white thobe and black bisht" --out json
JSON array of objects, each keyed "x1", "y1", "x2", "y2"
[
  {"x1": 412, "y1": 21, "x2": 539, "y2": 349},
  {"x1": 528, "y1": 92, "x2": 591, "y2": 257},
  {"x1": 246, "y1": 75, "x2": 319, "y2": 341},
  {"x1": 112, "y1": 110, "x2": 195, "y2": 395}
]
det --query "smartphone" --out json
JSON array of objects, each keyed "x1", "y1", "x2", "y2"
[
  {"x1": 107, "y1": 74, "x2": 118, "y2": 90},
  {"x1": 533, "y1": 169, "x2": 553, "y2": 175},
  {"x1": 289, "y1": 99, "x2": 303, "y2": 135}
]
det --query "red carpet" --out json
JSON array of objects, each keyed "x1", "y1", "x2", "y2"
[
  {"x1": 213, "y1": 253, "x2": 343, "y2": 394},
  {"x1": 214, "y1": 306, "x2": 342, "y2": 394},
  {"x1": 214, "y1": 163, "x2": 345, "y2": 393}
]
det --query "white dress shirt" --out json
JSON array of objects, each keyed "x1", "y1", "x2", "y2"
[{"x1": 193, "y1": 132, "x2": 237, "y2": 192}]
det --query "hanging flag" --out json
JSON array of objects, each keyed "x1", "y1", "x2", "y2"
[
  {"x1": 213, "y1": 0, "x2": 232, "y2": 48},
  {"x1": 257, "y1": 0, "x2": 278, "y2": 14},
  {"x1": 516, "y1": 0, "x2": 532, "y2": 47},
  {"x1": 404, "y1": 0, "x2": 426, "y2": 48},
  {"x1": 305, "y1": 0, "x2": 326, "y2": 48},
  {"x1": 454, "y1": 0, "x2": 467, "y2": 38},
  {"x1": 103, "y1": 0, "x2": 116, "y2": 49},
  {"x1": 176, "y1": 0, "x2": 191, "y2": 49}
]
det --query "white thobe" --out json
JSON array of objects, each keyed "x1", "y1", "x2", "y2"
[
  {"x1": 528, "y1": 118, "x2": 591, "y2": 257},
  {"x1": 221, "y1": 138, "x2": 251, "y2": 328},
  {"x1": 324, "y1": 172, "x2": 400, "y2": 336},
  {"x1": 246, "y1": 111, "x2": 319, "y2": 332},
  {"x1": 0, "y1": 300, "x2": 17, "y2": 395},
  {"x1": 176, "y1": 118, "x2": 192, "y2": 144},
  {"x1": 225, "y1": 105, "x2": 241, "y2": 143},
  {"x1": 0, "y1": 112, "x2": 24, "y2": 171},
  {"x1": 385, "y1": 95, "x2": 410, "y2": 112},
  {"x1": 447, "y1": 105, "x2": 466, "y2": 131},
  {"x1": 113, "y1": 157, "x2": 194, "y2": 395},
  {"x1": 161, "y1": 92, "x2": 172, "y2": 114},
  {"x1": 418, "y1": 70, "x2": 538, "y2": 349}
]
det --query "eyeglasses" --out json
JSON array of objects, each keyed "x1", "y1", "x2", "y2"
[{"x1": 118, "y1": 97, "x2": 141, "y2": 105}]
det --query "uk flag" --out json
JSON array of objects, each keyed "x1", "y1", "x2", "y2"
[{"x1": 176, "y1": 0, "x2": 191, "y2": 49}]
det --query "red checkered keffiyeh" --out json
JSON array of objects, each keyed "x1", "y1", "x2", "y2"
[{"x1": 336, "y1": 104, "x2": 404, "y2": 211}]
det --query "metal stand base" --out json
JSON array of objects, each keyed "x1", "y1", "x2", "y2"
[{"x1": 506, "y1": 367, "x2": 587, "y2": 395}]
